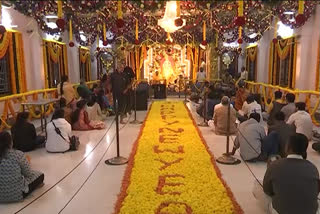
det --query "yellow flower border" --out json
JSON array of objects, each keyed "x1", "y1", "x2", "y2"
[{"x1": 114, "y1": 101, "x2": 243, "y2": 214}]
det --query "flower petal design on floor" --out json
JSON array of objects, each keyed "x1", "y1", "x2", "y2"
[{"x1": 114, "y1": 101, "x2": 243, "y2": 214}]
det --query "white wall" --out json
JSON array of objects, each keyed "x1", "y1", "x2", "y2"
[
  {"x1": 4, "y1": 7, "x2": 96, "y2": 91},
  {"x1": 295, "y1": 5, "x2": 320, "y2": 90},
  {"x1": 6, "y1": 7, "x2": 45, "y2": 90},
  {"x1": 250, "y1": 5, "x2": 320, "y2": 91}
]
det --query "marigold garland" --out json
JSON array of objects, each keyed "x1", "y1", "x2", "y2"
[{"x1": 114, "y1": 101, "x2": 243, "y2": 214}]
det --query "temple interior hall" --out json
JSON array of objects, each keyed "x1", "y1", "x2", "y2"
[{"x1": 1, "y1": 1, "x2": 320, "y2": 214}]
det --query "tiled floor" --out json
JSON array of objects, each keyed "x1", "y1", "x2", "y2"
[{"x1": 0, "y1": 99, "x2": 319, "y2": 214}]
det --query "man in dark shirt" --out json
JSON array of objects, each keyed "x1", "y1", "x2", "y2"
[
  {"x1": 262, "y1": 133, "x2": 320, "y2": 214},
  {"x1": 268, "y1": 111, "x2": 295, "y2": 157},
  {"x1": 111, "y1": 64, "x2": 127, "y2": 123},
  {"x1": 122, "y1": 66, "x2": 135, "y2": 115}
]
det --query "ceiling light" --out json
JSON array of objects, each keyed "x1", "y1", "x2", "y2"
[
  {"x1": 158, "y1": 1, "x2": 185, "y2": 33},
  {"x1": 80, "y1": 34, "x2": 87, "y2": 41},
  {"x1": 277, "y1": 21, "x2": 294, "y2": 38},
  {"x1": 223, "y1": 42, "x2": 239, "y2": 48},
  {"x1": 45, "y1": 15, "x2": 58, "y2": 19},
  {"x1": 283, "y1": 11, "x2": 294, "y2": 15},
  {"x1": 2, "y1": 8, "x2": 17, "y2": 28},
  {"x1": 47, "y1": 22, "x2": 57, "y2": 29},
  {"x1": 248, "y1": 33, "x2": 258, "y2": 39}
]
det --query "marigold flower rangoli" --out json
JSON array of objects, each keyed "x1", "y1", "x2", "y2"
[{"x1": 114, "y1": 101, "x2": 243, "y2": 214}]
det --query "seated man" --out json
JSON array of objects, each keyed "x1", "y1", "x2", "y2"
[
  {"x1": 281, "y1": 93, "x2": 296, "y2": 122},
  {"x1": 258, "y1": 134, "x2": 320, "y2": 214},
  {"x1": 231, "y1": 113, "x2": 278, "y2": 161},
  {"x1": 287, "y1": 102, "x2": 313, "y2": 140},
  {"x1": 267, "y1": 91, "x2": 286, "y2": 125},
  {"x1": 268, "y1": 112, "x2": 295, "y2": 157},
  {"x1": 210, "y1": 96, "x2": 237, "y2": 135},
  {"x1": 196, "y1": 85, "x2": 220, "y2": 120},
  {"x1": 238, "y1": 94, "x2": 263, "y2": 123}
]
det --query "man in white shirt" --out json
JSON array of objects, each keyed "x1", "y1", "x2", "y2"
[
  {"x1": 195, "y1": 67, "x2": 206, "y2": 93},
  {"x1": 196, "y1": 67, "x2": 206, "y2": 83},
  {"x1": 287, "y1": 102, "x2": 313, "y2": 140},
  {"x1": 240, "y1": 67, "x2": 248, "y2": 80},
  {"x1": 238, "y1": 94, "x2": 263, "y2": 123}
]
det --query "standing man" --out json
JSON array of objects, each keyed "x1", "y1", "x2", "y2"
[
  {"x1": 111, "y1": 62, "x2": 127, "y2": 124},
  {"x1": 123, "y1": 66, "x2": 135, "y2": 117},
  {"x1": 196, "y1": 67, "x2": 206, "y2": 92},
  {"x1": 240, "y1": 66, "x2": 248, "y2": 81}
]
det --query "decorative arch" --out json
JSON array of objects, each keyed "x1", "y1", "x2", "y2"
[
  {"x1": 79, "y1": 46, "x2": 91, "y2": 81},
  {"x1": 0, "y1": 30, "x2": 27, "y2": 95},
  {"x1": 268, "y1": 37, "x2": 297, "y2": 88},
  {"x1": 246, "y1": 45, "x2": 257, "y2": 81},
  {"x1": 43, "y1": 39, "x2": 68, "y2": 88}
]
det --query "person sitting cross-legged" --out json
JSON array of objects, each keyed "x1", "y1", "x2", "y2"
[
  {"x1": 46, "y1": 109, "x2": 73, "y2": 153},
  {"x1": 287, "y1": 102, "x2": 313, "y2": 140},
  {"x1": 254, "y1": 133, "x2": 320, "y2": 214},
  {"x1": 11, "y1": 112, "x2": 46, "y2": 152},
  {"x1": 231, "y1": 113, "x2": 279, "y2": 161},
  {"x1": 59, "y1": 97, "x2": 73, "y2": 124},
  {"x1": 267, "y1": 91, "x2": 286, "y2": 126},
  {"x1": 72, "y1": 100, "x2": 105, "y2": 131},
  {"x1": 209, "y1": 96, "x2": 237, "y2": 135},
  {"x1": 280, "y1": 93, "x2": 296, "y2": 122},
  {"x1": 268, "y1": 111, "x2": 295, "y2": 157},
  {"x1": 86, "y1": 95, "x2": 106, "y2": 121},
  {"x1": 238, "y1": 94, "x2": 263, "y2": 124},
  {"x1": 0, "y1": 131, "x2": 44, "y2": 202}
]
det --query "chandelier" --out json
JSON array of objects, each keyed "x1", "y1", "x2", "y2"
[{"x1": 158, "y1": 1, "x2": 185, "y2": 33}]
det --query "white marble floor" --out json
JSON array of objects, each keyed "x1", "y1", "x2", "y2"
[{"x1": 0, "y1": 99, "x2": 319, "y2": 214}]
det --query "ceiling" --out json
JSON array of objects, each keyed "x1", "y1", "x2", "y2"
[{"x1": 6, "y1": 1, "x2": 318, "y2": 47}]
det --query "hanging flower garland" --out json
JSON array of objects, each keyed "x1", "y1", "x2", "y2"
[
  {"x1": 276, "y1": 0, "x2": 317, "y2": 28},
  {"x1": 11, "y1": 0, "x2": 47, "y2": 17},
  {"x1": 211, "y1": 2, "x2": 237, "y2": 32},
  {"x1": 64, "y1": 0, "x2": 106, "y2": 14},
  {"x1": 219, "y1": 28, "x2": 239, "y2": 43}
]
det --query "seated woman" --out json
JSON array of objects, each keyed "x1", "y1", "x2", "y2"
[
  {"x1": 72, "y1": 100, "x2": 105, "y2": 131},
  {"x1": 46, "y1": 109, "x2": 72, "y2": 153},
  {"x1": 59, "y1": 98, "x2": 73, "y2": 124},
  {"x1": 86, "y1": 96, "x2": 105, "y2": 121},
  {"x1": 11, "y1": 112, "x2": 46, "y2": 152},
  {"x1": 0, "y1": 131, "x2": 44, "y2": 202}
]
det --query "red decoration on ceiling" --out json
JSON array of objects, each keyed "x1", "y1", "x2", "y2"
[
  {"x1": 56, "y1": 18, "x2": 65, "y2": 29},
  {"x1": 69, "y1": 41, "x2": 75, "y2": 47}
]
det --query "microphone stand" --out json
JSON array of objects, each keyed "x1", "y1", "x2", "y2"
[
  {"x1": 216, "y1": 101, "x2": 241, "y2": 165},
  {"x1": 130, "y1": 81, "x2": 142, "y2": 124},
  {"x1": 105, "y1": 99, "x2": 128, "y2": 165}
]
